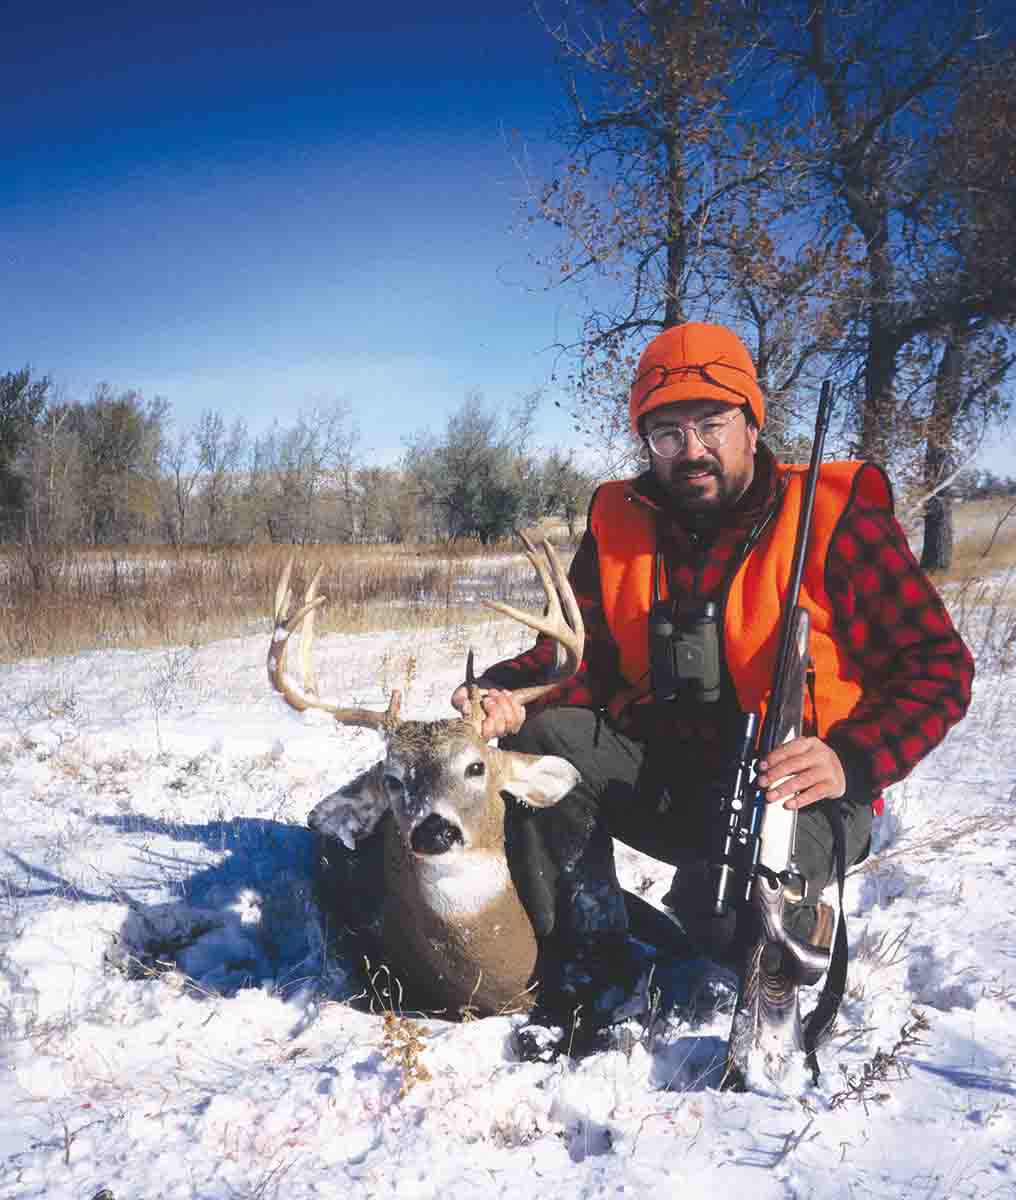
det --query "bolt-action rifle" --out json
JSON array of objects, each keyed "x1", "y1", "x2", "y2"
[{"x1": 711, "y1": 380, "x2": 845, "y2": 1088}]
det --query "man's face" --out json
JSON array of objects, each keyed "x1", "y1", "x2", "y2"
[{"x1": 643, "y1": 399, "x2": 758, "y2": 513}]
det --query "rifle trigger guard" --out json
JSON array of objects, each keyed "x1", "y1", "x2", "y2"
[
  {"x1": 755, "y1": 864, "x2": 782, "y2": 889},
  {"x1": 754, "y1": 865, "x2": 806, "y2": 900},
  {"x1": 779, "y1": 868, "x2": 806, "y2": 902}
]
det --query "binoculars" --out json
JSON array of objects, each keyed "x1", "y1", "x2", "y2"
[{"x1": 648, "y1": 600, "x2": 721, "y2": 704}]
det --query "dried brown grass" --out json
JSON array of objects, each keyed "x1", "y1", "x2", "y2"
[
  {"x1": 935, "y1": 496, "x2": 1016, "y2": 578},
  {"x1": 4, "y1": 499, "x2": 1011, "y2": 665},
  {"x1": 907, "y1": 499, "x2": 1016, "y2": 670},
  {"x1": 0, "y1": 539, "x2": 567, "y2": 664}
]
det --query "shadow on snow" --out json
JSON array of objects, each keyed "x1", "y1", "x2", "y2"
[{"x1": 59, "y1": 809, "x2": 739, "y2": 1090}]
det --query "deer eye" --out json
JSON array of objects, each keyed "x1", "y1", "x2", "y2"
[{"x1": 464, "y1": 761, "x2": 486, "y2": 779}]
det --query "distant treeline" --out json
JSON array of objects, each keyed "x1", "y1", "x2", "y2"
[
  {"x1": 0, "y1": 371, "x2": 596, "y2": 548},
  {"x1": 952, "y1": 469, "x2": 1016, "y2": 501}
]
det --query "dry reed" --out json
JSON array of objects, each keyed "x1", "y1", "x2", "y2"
[
  {"x1": 931, "y1": 496, "x2": 1016, "y2": 578},
  {"x1": 0, "y1": 539, "x2": 567, "y2": 663},
  {"x1": 3, "y1": 498, "x2": 1012, "y2": 665}
]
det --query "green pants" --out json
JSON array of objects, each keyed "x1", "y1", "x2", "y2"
[{"x1": 504, "y1": 705, "x2": 873, "y2": 958}]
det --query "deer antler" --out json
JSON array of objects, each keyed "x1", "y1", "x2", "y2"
[
  {"x1": 481, "y1": 531, "x2": 585, "y2": 707},
  {"x1": 267, "y1": 557, "x2": 402, "y2": 731},
  {"x1": 269, "y1": 535, "x2": 582, "y2": 734},
  {"x1": 462, "y1": 649, "x2": 487, "y2": 734}
]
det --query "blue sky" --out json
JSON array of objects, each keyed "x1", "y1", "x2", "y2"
[
  {"x1": 3, "y1": 2, "x2": 1014, "y2": 475},
  {"x1": 2, "y1": 1, "x2": 591, "y2": 461}
]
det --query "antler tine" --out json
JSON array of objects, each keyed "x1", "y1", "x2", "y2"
[
  {"x1": 481, "y1": 533, "x2": 585, "y2": 707},
  {"x1": 267, "y1": 558, "x2": 401, "y2": 732},
  {"x1": 541, "y1": 537, "x2": 584, "y2": 671},
  {"x1": 273, "y1": 555, "x2": 295, "y2": 627},
  {"x1": 463, "y1": 649, "x2": 485, "y2": 733},
  {"x1": 299, "y1": 563, "x2": 324, "y2": 698},
  {"x1": 274, "y1": 557, "x2": 328, "y2": 641}
]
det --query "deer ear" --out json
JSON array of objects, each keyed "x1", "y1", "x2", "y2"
[
  {"x1": 497, "y1": 750, "x2": 580, "y2": 809},
  {"x1": 308, "y1": 762, "x2": 387, "y2": 849}
]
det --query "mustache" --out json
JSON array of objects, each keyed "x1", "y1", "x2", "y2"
[{"x1": 673, "y1": 464, "x2": 719, "y2": 479}]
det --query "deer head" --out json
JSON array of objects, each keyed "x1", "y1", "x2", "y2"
[{"x1": 267, "y1": 534, "x2": 586, "y2": 865}]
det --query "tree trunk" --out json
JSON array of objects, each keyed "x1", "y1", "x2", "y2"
[
  {"x1": 654, "y1": 1, "x2": 688, "y2": 329},
  {"x1": 858, "y1": 203, "x2": 898, "y2": 464},
  {"x1": 920, "y1": 492, "x2": 953, "y2": 571},
  {"x1": 919, "y1": 331, "x2": 965, "y2": 572},
  {"x1": 860, "y1": 323, "x2": 898, "y2": 463}
]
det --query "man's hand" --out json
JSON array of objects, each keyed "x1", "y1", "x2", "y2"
[
  {"x1": 450, "y1": 683, "x2": 526, "y2": 741},
  {"x1": 756, "y1": 736, "x2": 846, "y2": 810}
]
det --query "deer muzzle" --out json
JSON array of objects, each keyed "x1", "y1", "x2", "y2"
[{"x1": 410, "y1": 812, "x2": 465, "y2": 856}]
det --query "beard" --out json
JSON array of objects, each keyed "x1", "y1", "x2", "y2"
[{"x1": 658, "y1": 459, "x2": 753, "y2": 513}]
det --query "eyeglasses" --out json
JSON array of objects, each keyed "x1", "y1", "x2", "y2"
[{"x1": 644, "y1": 409, "x2": 745, "y2": 459}]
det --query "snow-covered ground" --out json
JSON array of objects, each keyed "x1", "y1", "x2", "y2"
[{"x1": 1, "y1": 603, "x2": 1015, "y2": 1200}]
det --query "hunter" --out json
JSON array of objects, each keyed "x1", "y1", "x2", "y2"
[{"x1": 452, "y1": 321, "x2": 974, "y2": 993}]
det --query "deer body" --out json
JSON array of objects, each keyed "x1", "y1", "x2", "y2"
[{"x1": 306, "y1": 717, "x2": 579, "y2": 1016}]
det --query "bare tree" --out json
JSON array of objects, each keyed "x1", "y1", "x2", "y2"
[
  {"x1": 404, "y1": 392, "x2": 540, "y2": 544},
  {"x1": 250, "y1": 403, "x2": 358, "y2": 544},
  {"x1": 912, "y1": 48, "x2": 1016, "y2": 565},
  {"x1": 528, "y1": 0, "x2": 1016, "y2": 570},
  {"x1": 60, "y1": 386, "x2": 168, "y2": 544},
  {"x1": 159, "y1": 428, "x2": 201, "y2": 547},
  {"x1": 194, "y1": 410, "x2": 249, "y2": 545},
  {"x1": 523, "y1": 1, "x2": 873, "y2": 472},
  {"x1": 0, "y1": 367, "x2": 51, "y2": 539},
  {"x1": 526, "y1": 1, "x2": 771, "y2": 343},
  {"x1": 353, "y1": 465, "x2": 422, "y2": 543},
  {"x1": 540, "y1": 448, "x2": 596, "y2": 538},
  {"x1": 769, "y1": 3, "x2": 1016, "y2": 463},
  {"x1": 18, "y1": 402, "x2": 83, "y2": 544}
]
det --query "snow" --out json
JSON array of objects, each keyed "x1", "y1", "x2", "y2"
[{"x1": 2, "y1": 610, "x2": 1015, "y2": 1199}]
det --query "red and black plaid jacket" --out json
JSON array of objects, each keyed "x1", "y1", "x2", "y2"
[{"x1": 481, "y1": 445, "x2": 974, "y2": 808}]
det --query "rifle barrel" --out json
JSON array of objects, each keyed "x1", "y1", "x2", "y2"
[{"x1": 759, "y1": 380, "x2": 834, "y2": 759}]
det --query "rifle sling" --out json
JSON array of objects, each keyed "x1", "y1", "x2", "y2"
[{"x1": 803, "y1": 801, "x2": 848, "y2": 1083}]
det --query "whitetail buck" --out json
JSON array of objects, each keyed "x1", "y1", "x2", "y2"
[{"x1": 267, "y1": 535, "x2": 593, "y2": 1018}]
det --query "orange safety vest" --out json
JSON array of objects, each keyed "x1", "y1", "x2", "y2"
[{"x1": 589, "y1": 462, "x2": 893, "y2": 735}]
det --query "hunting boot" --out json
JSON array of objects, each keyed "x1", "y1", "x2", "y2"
[{"x1": 660, "y1": 861, "x2": 738, "y2": 963}]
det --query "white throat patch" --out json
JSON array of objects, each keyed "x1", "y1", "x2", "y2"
[{"x1": 415, "y1": 851, "x2": 511, "y2": 919}]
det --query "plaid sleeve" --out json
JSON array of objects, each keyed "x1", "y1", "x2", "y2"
[
  {"x1": 478, "y1": 525, "x2": 623, "y2": 714},
  {"x1": 823, "y1": 496, "x2": 975, "y2": 797}
]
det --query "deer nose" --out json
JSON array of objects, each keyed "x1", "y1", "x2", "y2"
[{"x1": 411, "y1": 813, "x2": 464, "y2": 856}]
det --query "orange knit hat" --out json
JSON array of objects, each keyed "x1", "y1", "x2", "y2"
[{"x1": 629, "y1": 322, "x2": 765, "y2": 433}]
